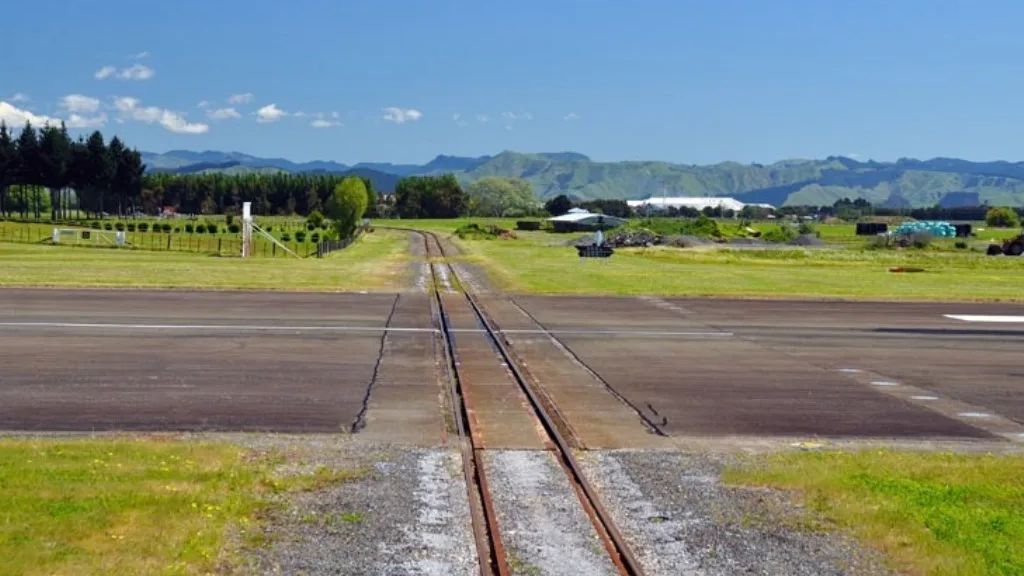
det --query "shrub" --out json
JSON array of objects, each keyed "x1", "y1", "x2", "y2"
[
  {"x1": 295, "y1": 230, "x2": 307, "y2": 242},
  {"x1": 798, "y1": 221, "x2": 816, "y2": 235},
  {"x1": 206, "y1": 224, "x2": 218, "y2": 234},
  {"x1": 90, "y1": 221, "x2": 100, "y2": 229},
  {"x1": 174, "y1": 227, "x2": 181, "y2": 233},
  {"x1": 955, "y1": 241, "x2": 968, "y2": 250},
  {"x1": 194, "y1": 224, "x2": 206, "y2": 234},
  {"x1": 281, "y1": 232, "x2": 291, "y2": 242},
  {"x1": 678, "y1": 215, "x2": 722, "y2": 238},
  {"x1": 115, "y1": 222, "x2": 125, "y2": 231},
  {"x1": 307, "y1": 210, "x2": 325, "y2": 229},
  {"x1": 126, "y1": 223, "x2": 136, "y2": 232},
  {"x1": 138, "y1": 222, "x2": 149, "y2": 232},
  {"x1": 311, "y1": 232, "x2": 320, "y2": 243},
  {"x1": 161, "y1": 223, "x2": 172, "y2": 233},
  {"x1": 225, "y1": 214, "x2": 234, "y2": 226},
  {"x1": 264, "y1": 225, "x2": 272, "y2": 232},
  {"x1": 762, "y1": 225, "x2": 798, "y2": 243},
  {"x1": 985, "y1": 206, "x2": 1019, "y2": 228},
  {"x1": 184, "y1": 223, "x2": 194, "y2": 233},
  {"x1": 104, "y1": 222, "x2": 113, "y2": 230},
  {"x1": 228, "y1": 223, "x2": 240, "y2": 234}
]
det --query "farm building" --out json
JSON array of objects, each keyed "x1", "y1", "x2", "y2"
[{"x1": 626, "y1": 197, "x2": 773, "y2": 213}]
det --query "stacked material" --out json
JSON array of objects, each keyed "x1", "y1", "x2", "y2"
[{"x1": 894, "y1": 221, "x2": 957, "y2": 237}]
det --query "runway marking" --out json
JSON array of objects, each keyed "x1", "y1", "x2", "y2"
[
  {"x1": 0, "y1": 322, "x2": 732, "y2": 338},
  {"x1": 870, "y1": 380, "x2": 900, "y2": 387},
  {"x1": 0, "y1": 322, "x2": 438, "y2": 333},
  {"x1": 837, "y1": 368, "x2": 863, "y2": 374},
  {"x1": 944, "y1": 314, "x2": 1024, "y2": 323},
  {"x1": 958, "y1": 412, "x2": 992, "y2": 419},
  {"x1": 911, "y1": 395, "x2": 939, "y2": 401},
  {"x1": 493, "y1": 329, "x2": 733, "y2": 337}
]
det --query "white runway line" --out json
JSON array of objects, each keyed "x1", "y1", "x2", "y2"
[
  {"x1": 0, "y1": 322, "x2": 732, "y2": 338},
  {"x1": 870, "y1": 380, "x2": 900, "y2": 387},
  {"x1": 0, "y1": 321, "x2": 439, "y2": 333},
  {"x1": 911, "y1": 395, "x2": 939, "y2": 401},
  {"x1": 495, "y1": 329, "x2": 733, "y2": 337},
  {"x1": 958, "y1": 412, "x2": 992, "y2": 419},
  {"x1": 944, "y1": 314, "x2": 1024, "y2": 323}
]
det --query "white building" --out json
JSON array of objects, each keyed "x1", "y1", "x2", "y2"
[{"x1": 626, "y1": 197, "x2": 773, "y2": 213}]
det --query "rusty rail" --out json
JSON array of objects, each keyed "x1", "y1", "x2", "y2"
[{"x1": 416, "y1": 228, "x2": 645, "y2": 576}]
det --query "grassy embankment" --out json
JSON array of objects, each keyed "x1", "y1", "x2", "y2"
[
  {"x1": 724, "y1": 450, "x2": 1024, "y2": 576},
  {"x1": 399, "y1": 218, "x2": 1024, "y2": 301},
  {"x1": 0, "y1": 437, "x2": 360, "y2": 576},
  {"x1": 0, "y1": 228, "x2": 410, "y2": 291}
]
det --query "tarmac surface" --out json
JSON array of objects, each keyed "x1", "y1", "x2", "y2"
[
  {"x1": 0, "y1": 289, "x2": 437, "y2": 432},
  {"x1": 1, "y1": 288, "x2": 1021, "y2": 442}
]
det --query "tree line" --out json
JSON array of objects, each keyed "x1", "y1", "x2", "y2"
[{"x1": 0, "y1": 122, "x2": 143, "y2": 220}]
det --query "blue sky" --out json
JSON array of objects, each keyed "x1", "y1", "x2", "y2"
[{"x1": 4, "y1": 0, "x2": 1024, "y2": 164}]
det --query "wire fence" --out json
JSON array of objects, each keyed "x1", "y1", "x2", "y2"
[{"x1": 0, "y1": 222, "x2": 320, "y2": 258}]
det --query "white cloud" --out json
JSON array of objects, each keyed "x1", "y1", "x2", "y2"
[
  {"x1": 311, "y1": 119, "x2": 340, "y2": 128},
  {"x1": 0, "y1": 101, "x2": 60, "y2": 127},
  {"x1": 293, "y1": 111, "x2": 308, "y2": 118},
  {"x1": 197, "y1": 100, "x2": 210, "y2": 109},
  {"x1": 382, "y1": 107, "x2": 422, "y2": 124},
  {"x1": 228, "y1": 92, "x2": 255, "y2": 105},
  {"x1": 502, "y1": 111, "x2": 533, "y2": 121},
  {"x1": 563, "y1": 112, "x2": 580, "y2": 121},
  {"x1": 452, "y1": 113, "x2": 468, "y2": 127},
  {"x1": 255, "y1": 103, "x2": 286, "y2": 123},
  {"x1": 66, "y1": 113, "x2": 108, "y2": 129},
  {"x1": 9, "y1": 93, "x2": 30, "y2": 103},
  {"x1": 132, "y1": 51, "x2": 150, "y2": 59},
  {"x1": 114, "y1": 97, "x2": 208, "y2": 134},
  {"x1": 207, "y1": 107, "x2": 241, "y2": 120},
  {"x1": 96, "y1": 64, "x2": 154, "y2": 81},
  {"x1": 476, "y1": 114, "x2": 490, "y2": 124},
  {"x1": 118, "y1": 64, "x2": 154, "y2": 80},
  {"x1": 60, "y1": 94, "x2": 101, "y2": 114}
]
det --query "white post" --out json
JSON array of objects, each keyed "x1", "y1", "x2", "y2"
[{"x1": 242, "y1": 202, "x2": 253, "y2": 258}]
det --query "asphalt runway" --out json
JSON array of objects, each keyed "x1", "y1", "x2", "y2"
[
  {"x1": 2, "y1": 287, "x2": 1021, "y2": 441},
  {"x1": 513, "y1": 296, "x2": 1024, "y2": 439},
  {"x1": 0, "y1": 289, "x2": 436, "y2": 432}
]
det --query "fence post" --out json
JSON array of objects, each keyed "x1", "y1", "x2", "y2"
[
  {"x1": 167, "y1": 235, "x2": 172, "y2": 250},
  {"x1": 218, "y1": 238, "x2": 222, "y2": 254}
]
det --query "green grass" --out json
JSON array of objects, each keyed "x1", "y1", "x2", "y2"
[
  {"x1": 0, "y1": 438, "x2": 269, "y2": 575},
  {"x1": 0, "y1": 228, "x2": 410, "y2": 291},
  {"x1": 723, "y1": 450, "x2": 1024, "y2": 576},
  {"x1": 391, "y1": 218, "x2": 1024, "y2": 301}
]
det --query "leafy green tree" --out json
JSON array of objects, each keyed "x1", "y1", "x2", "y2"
[
  {"x1": 544, "y1": 194, "x2": 573, "y2": 216},
  {"x1": 84, "y1": 131, "x2": 112, "y2": 217},
  {"x1": 985, "y1": 206, "x2": 1020, "y2": 228},
  {"x1": 326, "y1": 177, "x2": 368, "y2": 238},
  {"x1": 466, "y1": 177, "x2": 539, "y2": 217}
]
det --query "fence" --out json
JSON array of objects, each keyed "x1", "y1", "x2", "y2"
[
  {"x1": 0, "y1": 222, "x2": 319, "y2": 257},
  {"x1": 316, "y1": 228, "x2": 364, "y2": 258}
]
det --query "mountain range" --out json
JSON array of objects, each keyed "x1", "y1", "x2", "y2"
[{"x1": 141, "y1": 150, "x2": 1024, "y2": 208}]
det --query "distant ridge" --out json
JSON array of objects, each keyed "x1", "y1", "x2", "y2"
[{"x1": 140, "y1": 149, "x2": 1024, "y2": 207}]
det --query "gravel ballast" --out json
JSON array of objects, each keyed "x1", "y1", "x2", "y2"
[
  {"x1": 250, "y1": 441, "x2": 477, "y2": 576},
  {"x1": 577, "y1": 450, "x2": 894, "y2": 576},
  {"x1": 484, "y1": 449, "x2": 618, "y2": 576}
]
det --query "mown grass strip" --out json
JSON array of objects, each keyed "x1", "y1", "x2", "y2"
[
  {"x1": 723, "y1": 450, "x2": 1024, "y2": 576},
  {"x1": 0, "y1": 228, "x2": 410, "y2": 292},
  {"x1": 0, "y1": 437, "x2": 361, "y2": 576}
]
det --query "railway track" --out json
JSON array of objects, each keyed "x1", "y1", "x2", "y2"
[{"x1": 416, "y1": 229, "x2": 645, "y2": 576}]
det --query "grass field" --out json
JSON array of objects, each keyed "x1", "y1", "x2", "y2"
[
  {"x1": 0, "y1": 228, "x2": 410, "y2": 291},
  {"x1": 1, "y1": 439, "x2": 268, "y2": 575},
  {"x1": 395, "y1": 219, "x2": 1024, "y2": 301},
  {"x1": 723, "y1": 450, "x2": 1024, "y2": 576}
]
